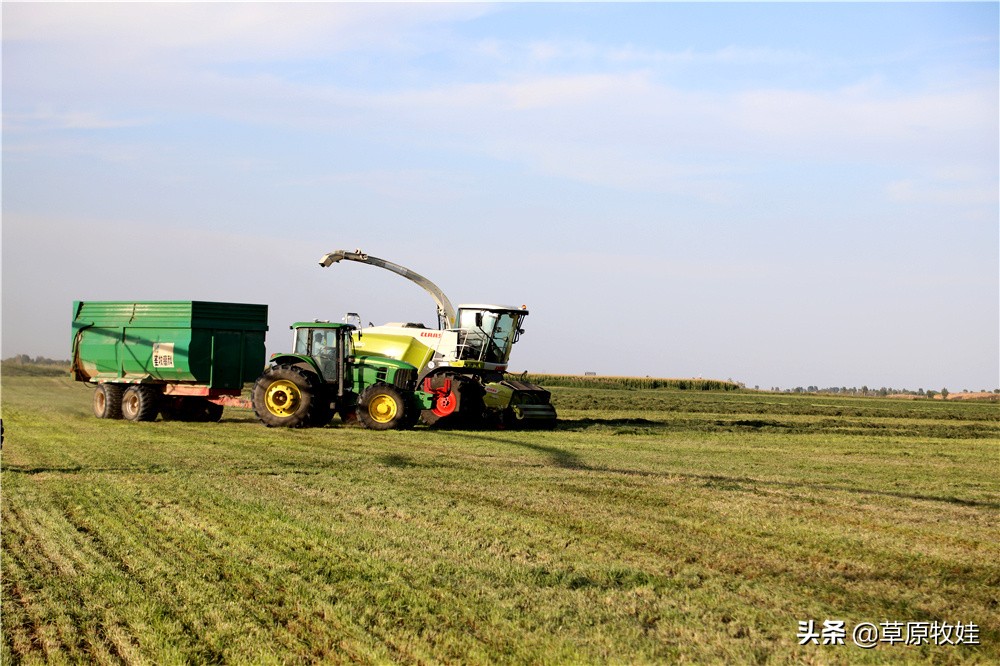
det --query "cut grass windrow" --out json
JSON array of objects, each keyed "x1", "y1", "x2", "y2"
[{"x1": 2, "y1": 376, "x2": 998, "y2": 664}]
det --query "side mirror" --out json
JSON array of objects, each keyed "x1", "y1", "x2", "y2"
[{"x1": 475, "y1": 312, "x2": 483, "y2": 328}]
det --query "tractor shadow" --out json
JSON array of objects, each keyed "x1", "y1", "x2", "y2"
[{"x1": 436, "y1": 430, "x2": 588, "y2": 470}]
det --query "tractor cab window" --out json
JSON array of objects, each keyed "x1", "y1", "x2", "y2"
[
  {"x1": 293, "y1": 328, "x2": 343, "y2": 356},
  {"x1": 293, "y1": 327, "x2": 348, "y2": 383},
  {"x1": 293, "y1": 328, "x2": 311, "y2": 355}
]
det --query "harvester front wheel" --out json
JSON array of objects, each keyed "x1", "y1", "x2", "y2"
[
  {"x1": 121, "y1": 385, "x2": 159, "y2": 422},
  {"x1": 253, "y1": 365, "x2": 318, "y2": 428},
  {"x1": 93, "y1": 384, "x2": 124, "y2": 419},
  {"x1": 420, "y1": 377, "x2": 484, "y2": 428},
  {"x1": 358, "y1": 383, "x2": 412, "y2": 430}
]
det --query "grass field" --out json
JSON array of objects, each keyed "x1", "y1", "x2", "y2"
[{"x1": 2, "y1": 375, "x2": 998, "y2": 664}]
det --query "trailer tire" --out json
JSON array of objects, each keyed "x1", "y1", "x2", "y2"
[
  {"x1": 121, "y1": 385, "x2": 159, "y2": 422},
  {"x1": 253, "y1": 364, "x2": 318, "y2": 428},
  {"x1": 93, "y1": 384, "x2": 124, "y2": 419},
  {"x1": 358, "y1": 383, "x2": 412, "y2": 430}
]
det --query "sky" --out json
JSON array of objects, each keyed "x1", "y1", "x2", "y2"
[{"x1": 2, "y1": 2, "x2": 997, "y2": 391}]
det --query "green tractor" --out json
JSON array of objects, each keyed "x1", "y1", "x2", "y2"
[{"x1": 252, "y1": 321, "x2": 427, "y2": 430}]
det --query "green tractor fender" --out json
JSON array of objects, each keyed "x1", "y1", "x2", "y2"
[{"x1": 268, "y1": 353, "x2": 322, "y2": 379}]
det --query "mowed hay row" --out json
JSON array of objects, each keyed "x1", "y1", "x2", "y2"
[{"x1": 2, "y1": 374, "x2": 999, "y2": 664}]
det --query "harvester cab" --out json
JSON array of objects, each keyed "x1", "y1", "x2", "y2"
[
  {"x1": 450, "y1": 305, "x2": 525, "y2": 368},
  {"x1": 319, "y1": 249, "x2": 557, "y2": 428}
]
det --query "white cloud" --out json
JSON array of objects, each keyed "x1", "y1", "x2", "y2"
[
  {"x1": 2, "y1": 3, "x2": 492, "y2": 61},
  {"x1": 2, "y1": 108, "x2": 151, "y2": 132},
  {"x1": 886, "y1": 175, "x2": 999, "y2": 206}
]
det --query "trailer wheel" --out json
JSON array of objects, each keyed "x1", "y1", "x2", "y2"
[
  {"x1": 93, "y1": 384, "x2": 124, "y2": 419},
  {"x1": 358, "y1": 383, "x2": 412, "y2": 430},
  {"x1": 121, "y1": 386, "x2": 159, "y2": 422},
  {"x1": 252, "y1": 364, "x2": 318, "y2": 428}
]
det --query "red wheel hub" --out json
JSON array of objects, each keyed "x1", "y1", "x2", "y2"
[
  {"x1": 424, "y1": 377, "x2": 459, "y2": 418},
  {"x1": 432, "y1": 391, "x2": 458, "y2": 417}
]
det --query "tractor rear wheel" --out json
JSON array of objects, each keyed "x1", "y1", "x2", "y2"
[
  {"x1": 358, "y1": 383, "x2": 412, "y2": 430},
  {"x1": 253, "y1": 364, "x2": 318, "y2": 428},
  {"x1": 121, "y1": 385, "x2": 159, "y2": 422},
  {"x1": 93, "y1": 384, "x2": 124, "y2": 419}
]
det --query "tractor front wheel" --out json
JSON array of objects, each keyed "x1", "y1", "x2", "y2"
[
  {"x1": 358, "y1": 383, "x2": 412, "y2": 430},
  {"x1": 252, "y1": 365, "x2": 318, "y2": 428}
]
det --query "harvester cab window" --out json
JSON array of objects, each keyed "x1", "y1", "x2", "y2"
[{"x1": 456, "y1": 309, "x2": 520, "y2": 364}]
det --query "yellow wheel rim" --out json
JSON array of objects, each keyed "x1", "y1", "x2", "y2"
[
  {"x1": 368, "y1": 394, "x2": 398, "y2": 423},
  {"x1": 265, "y1": 380, "x2": 301, "y2": 417}
]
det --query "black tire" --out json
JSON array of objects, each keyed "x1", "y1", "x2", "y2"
[
  {"x1": 357, "y1": 383, "x2": 413, "y2": 430},
  {"x1": 420, "y1": 376, "x2": 484, "y2": 428},
  {"x1": 121, "y1": 385, "x2": 159, "y2": 422},
  {"x1": 336, "y1": 392, "x2": 359, "y2": 425},
  {"x1": 187, "y1": 399, "x2": 224, "y2": 422},
  {"x1": 309, "y1": 388, "x2": 335, "y2": 427},
  {"x1": 252, "y1": 364, "x2": 318, "y2": 428},
  {"x1": 93, "y1": 384, "x2": 124, "y2": 419},
  {"x1": 161, "y1": 397, "x2": 224, "y2": 422}
]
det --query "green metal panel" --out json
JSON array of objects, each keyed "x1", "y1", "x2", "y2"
[{"x1": 72, "y1": 301, "x2": 268, "y2": 390}]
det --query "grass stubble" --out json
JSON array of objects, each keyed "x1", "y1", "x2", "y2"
[{"x1": 1, "y1": 376, "x2": 998, "y2": 664}]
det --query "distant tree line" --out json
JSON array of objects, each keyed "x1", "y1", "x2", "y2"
[
  {"x1": 4, "y1": 355, "x2": 71, "y2": 366},
  {"x1": 759, "y1": 385, "x2": 999, "y2": 398}
]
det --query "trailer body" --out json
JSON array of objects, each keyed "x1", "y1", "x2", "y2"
[{"x1": 71, "y1": 300, "x2": 268, "y2": 390}]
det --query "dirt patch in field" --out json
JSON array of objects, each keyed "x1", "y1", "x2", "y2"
[{"x1": 934, "y1": 392, "x2": 999, "y2": 402}]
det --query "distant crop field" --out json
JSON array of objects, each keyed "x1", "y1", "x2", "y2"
[{"x1": 2, "y1": 376, "x2": 998, "y2": 664}]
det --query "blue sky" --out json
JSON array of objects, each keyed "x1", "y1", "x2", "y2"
[{"x1": 2, "y1": 2, "x2": 997, "y2": 391}]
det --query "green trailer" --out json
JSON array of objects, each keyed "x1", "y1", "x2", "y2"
[
  {"x1": 71, "y1": 301, "x2": 268, "y2": 421},
  {"x1": 71, "y1": 302, "x2": 429, "y2": 429}
]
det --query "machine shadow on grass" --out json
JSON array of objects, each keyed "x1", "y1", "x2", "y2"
[{"x1": 435, "y1": 428, "x2": 1000, "y2": 511}]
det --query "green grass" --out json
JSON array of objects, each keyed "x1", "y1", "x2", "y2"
[
  {"x1": 517, "y1": 373, "x2": 742, "y2": 391},
  {"x1": 2, "y1": 376, "x2": 998, "y2": 664}
]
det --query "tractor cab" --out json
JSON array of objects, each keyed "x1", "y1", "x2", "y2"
[
  {"x1": 453, "y1": 305, "x2": 527, "y2": 366},
  {"x1": 290, "y1": 321, "x2": 354, "y2": 383}
]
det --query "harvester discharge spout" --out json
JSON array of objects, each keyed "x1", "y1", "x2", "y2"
[{"x1": 320, "y1": 249, "x2": 455, "y2": 330}]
